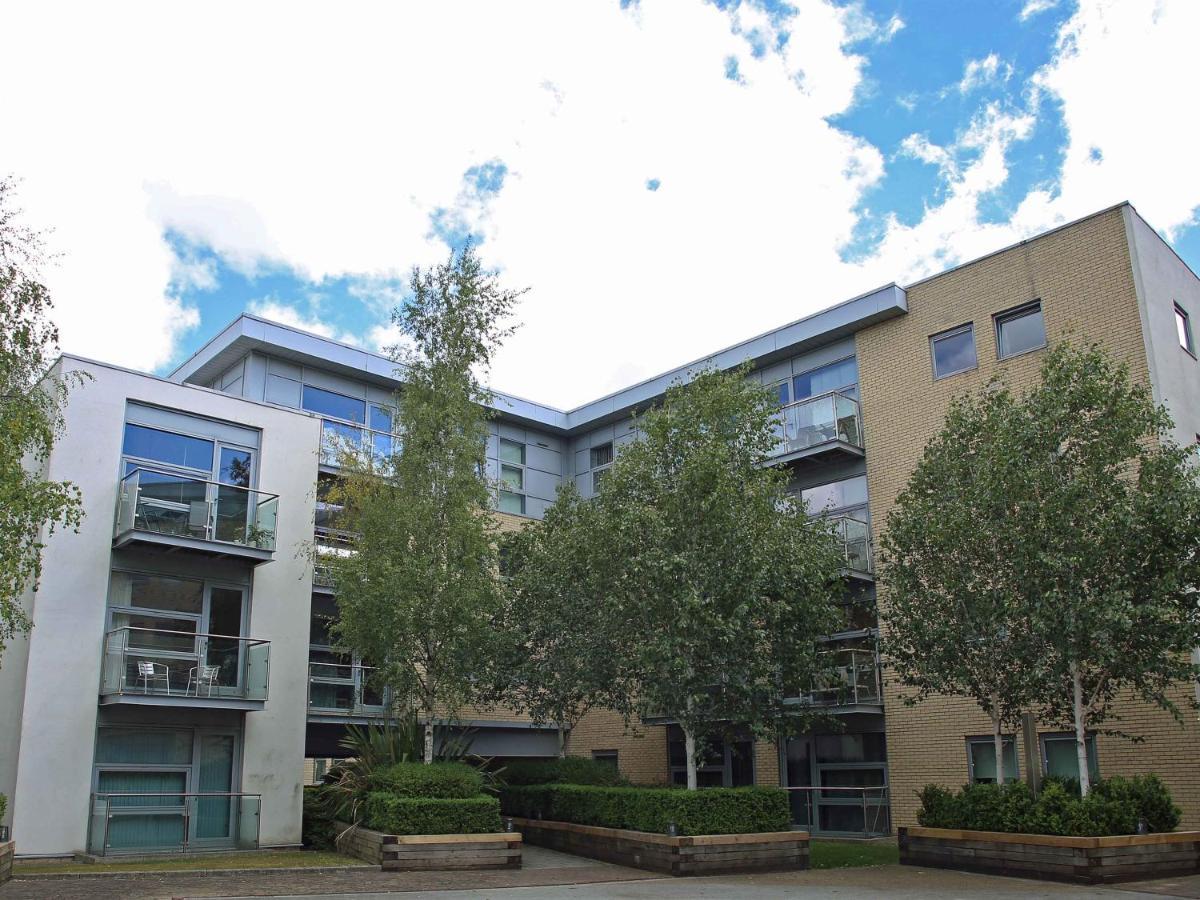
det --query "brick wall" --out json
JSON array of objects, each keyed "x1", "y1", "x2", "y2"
[{"x1": 855, "y1": 205, "x2": 1200, "y2": 828}]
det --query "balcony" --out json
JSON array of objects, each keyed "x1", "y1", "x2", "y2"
[
  {"x1": 307, "y1": 661, "x2": 392, "y2": 722},
  {"x1": 770, "y1": 391, "x2": 863, "y2": 464},
  {"x1": 791, "y1": 647, "x2": 882, "y2": 712},
  {"x1": 113, "y1": 467, "x2": 279, "y2": 563},
  {"x1": 829, "y1": 515, "x2": 873, "y2": 577},
  {"x1": 88, "y1": 792, "x2": 261, "y2": 856},
  {"x1": 100, "y1": 627, "x2": 270, "y2": 710}
]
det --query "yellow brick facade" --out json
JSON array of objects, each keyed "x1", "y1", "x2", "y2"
[{"x1": 856, "y1": 206, "x2": 1200, "y2": 829}]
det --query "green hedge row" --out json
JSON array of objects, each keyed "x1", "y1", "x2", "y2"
[
  {"x1": 917, "y1": 776, "x2": 1181, "y2": 837},
  {"x1": 502, "y1": 757, "x2": 628, "y2": 787},
  {"x1": 366, "y1": 761, "x2": 485, "y2": 799},
  {"x1": 302, "y1": 785, "x2": 336, "y2": 850},
  {"x1": 500, "y1": 784, "x2": 790, "y2": 836},
  {"x1": 364, "y1": 793, "x2": 503, "y2": 835}
]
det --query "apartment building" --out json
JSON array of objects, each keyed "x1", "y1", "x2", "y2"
[{"x1": 1, "y1": 201, "x2": 1197, "y2": 857}]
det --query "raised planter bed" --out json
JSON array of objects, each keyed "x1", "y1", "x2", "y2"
[
  {"x1": 899, "y1": 825, "x2": 1200, "y2": 884},
  {"x1": 510, "y1": 816, "x2": 808, "y2": 876},
  {"x1": 335, "y1": 822, "x2": 520, "y2": 871},
  {"x1": 0, "y1": 841, "x2": 12, "y2": 884}
]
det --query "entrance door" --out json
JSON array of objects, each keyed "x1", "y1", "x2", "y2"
[{"x1": 192, "y1": 732, "x2": 237, "y2": 843}]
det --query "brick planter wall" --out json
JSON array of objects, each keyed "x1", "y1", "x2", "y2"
[
  {"x1": 0, "y1": 842, "x2": 12, "y2": 884},
  {"x1": 334, "y1": 822, "x2": 520, "y2": 871},
  {"x1": 511, "y1": 817, "x2": 808, "y2": 876},
  {"x1": 899, "y1": 826, "x2": 1200, "y2": 884}
]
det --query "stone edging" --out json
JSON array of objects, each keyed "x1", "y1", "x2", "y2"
[{"x1": 334, "y1": 822, "x2": 521, "y2": 871}]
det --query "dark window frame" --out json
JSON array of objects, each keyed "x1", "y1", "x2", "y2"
[
  {"x1": 1175, "y1": 303, "x2": 1195, "y2": 357},
  {"x1": 930, "y1": 323, "x2": 978, "y2": 380},
  {"x1": 965, "y1": 735, "x2": 1020, "y2": 784},
  {"x1": 994, "y1": 300, "x2": 1047, "y2": 361}
]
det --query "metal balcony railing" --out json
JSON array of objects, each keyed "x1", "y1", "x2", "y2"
[
  {"x1": 783, "y1": 785, "x2": 890, "y2": 837},
  {"x1": 114, "y1": 467, "x2": 278, "y2": 552},
  {"x1": 100, "y1": 627, "x2": 270, "y2": 702},
  {"x1": 87, "y1": 792, "x2": 261, "y2": 855},
  {"x1": 771, "y1": 390, "x2": 862, "y2": 458},
  {"x1": 307, "y1": 661, "x2": 391, "y2": 717},
  {"x1": 828, "y1": 515, "x2": 873, "y2": 574}
]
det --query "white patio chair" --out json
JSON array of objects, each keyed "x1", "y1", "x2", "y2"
[
  {"x1": 136, "y1": 660, "x2": 171, "y2": 695},
  {"x1": 187, "y1": 664, "x2": 220, "y2": 697}
]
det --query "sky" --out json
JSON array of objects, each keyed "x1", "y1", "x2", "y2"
[{"x1": 3, "y1": 0, "x2": 1199, "y2": 409}]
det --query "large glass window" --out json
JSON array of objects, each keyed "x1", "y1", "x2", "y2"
[
  {"x1": 499, "y1": 438, "x2": 525, "y2": 465},
  {"x1": 801, "y1": 476, "x2": 868, "y2": 515},
  {"x1": 793, "y1": 357, "x2": 858, "y2": 400},
  {"x1": 1175, "y1": 304, "x2": 1194, "y2": 354},
  {"x1": 931, "y1": 324, "x2": 977, "y2": 379},
  {"x1": 667, "y1": 729, "x2": 754, "y2": 788},
  {"x1": 123, "y1": 424, "x2": 214, "y2": 473},
  {"x1": 1041, "y1": 733, "x2": 1099, "y2": 783},
  {"x1": 967, "y1": 737, "x2": 1019, "y2": 784},
  {"x1": 369, "y1": 404, "x2": 394, "y2": 433},
  {"x1": 815, "y1": 732, "x2": 887, "y2": 764},
  {"x1": 590, "y1": 442, "x2": 614, "y2": 468},
  {"x1": 498, "y1": 491, "x2": 525, "y2": 515},
  {"x1": 500, "y1": 464, "x2": 524, "y2": 491},
  {"x1": 302, "y1": 385, "x2": 366, "y2": 424},
  {"x1": 995, "y1": 302, "x2": 1046, "y2": 360}
]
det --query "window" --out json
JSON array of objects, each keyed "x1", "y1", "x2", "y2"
[
  {"x1": 302, "y1": 385, "x2": 366, "y2": 424},
  {"x1": 1175, "y1": 304, "x2": 1194, "y2": 355},
  {"x1": 592, "y1": 467, "x2": 609, "y2": 492},
  {"x1": 499, "y1": 438, "x2": 525, "y2": 465},
  {"x1": 667, "y1": 728, "x2": 755, "y2": 788},
  {"x1": 592, "y1": 750, "x2": 619, "y2": 769},
  {"x1": 590, "y1": 442, "x2": 614, "y2": 468},
  {"x1": 1041, "y1": 733, "x2": 1099, "y2": 783},
  {"x1": 966, "y1": 736, "x2": 1019, "y2": 784},
  {"x1": 995, "y1": 301, "x2": 1047, "y2": 360},
  {"x1": 793, "y1": 357, "x2": 858, "y2": 401},
  {"x1": 801, "y1": 475, "x2": 868, "y2": 516},
  {"x1": 498, "y1": 491, "x2": 525, "y2": 515},
  {"x1": 369, "y1": 404, "x2": 394, "y2": 433},
  {"x1": 123, "y1": 424, "x2": 214, "y2": 473},
  {"x1": 500, "y1": 464, "x2": 524, "y2": 492},
  {"x1": 930, "y1": 324, "x2": 977, "y2": 379},
  {"x1": 772, "y1": 381, "x2": 791, "y2": 406}
]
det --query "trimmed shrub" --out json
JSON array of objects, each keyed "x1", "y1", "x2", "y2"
[
  {"x1": 502, "y1": 757, "x2": 629, "y2": 787},
  {"x1": 501, "y1": 784, "x2": 790, "y2": 836},
  {"x1": 363, "y1": 793, "x2": 502, "y2": 835},
  {"x1": 0, "y1": 792, "x2": 6, "y2": 827},
  {"x1": 366, "y1": 761, "x2": 485, "y2": 799},
  {"x1": 302, "y1": 785, "x2": 336, "y2": 850},
  {"x1": 915, "y1": 776, "x2": 1181, "y2": 837}
]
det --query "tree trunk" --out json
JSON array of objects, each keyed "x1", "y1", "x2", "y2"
[
  {"x1": 556, "y1": 723, "x2": 566, "y2": 759},
  {"x1": 992, "y1": 699, "x2": 1006, "y2": 786},
  {"x1": 424, "y1": 720, "x2": 435, "y2": 765},
  {"x1": 1071, "y1": 663, "x2": 1090, "y2": 796},
  {"x1": 683, "y1": 726, "x2": 698, "y2": 791}
]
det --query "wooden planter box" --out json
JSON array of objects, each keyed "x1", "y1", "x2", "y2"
[
  {"x1": 899, "y1": 825, "x2": 1200, "y2": 884},
  {"x1": 335, "y1": 822, "x2": 520, "y2": 871},
  {"x1": 0, "y1": 841, "x2": 12, "y2": 884},
  {"x1": 510, "y1": 816, "x2": 808, "y2": 876}
]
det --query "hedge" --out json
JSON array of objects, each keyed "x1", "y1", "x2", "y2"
[
  {"x1": 302, "y1": 785, "x2": 335, "y2": 850},
  {"x1": 500, "y1": 784, "x2": 790, "y2": 836},
  {"x1": 502, "y1": 757, "x2": 629, "y2": 787},
  {"x1": 365, "y1": 761, "x2": 484, "y2": 799},
  {"x1": 363, "y1": 793, "x2": 503, "y2": 835},
  {"x1": 917, "y1": 776, "x2": 1181, "y2": 837}
]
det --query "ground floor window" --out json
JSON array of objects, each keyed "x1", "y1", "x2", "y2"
[
  {"x1": 89, "y1": 725, "x2": 253, "y2": 854},
  {"x1": 666, "y1": 727, "x2": 754, "y2": 787},
  {"x1": 591, "y1": 750, "x2": 619, "y2": 769},
  {"x1": 783, "y1": 731, "x2": 889, "y2": 835},
  {"x1": 1040, "y1": 732, "x2": 1099, "y2": 784},
  {"x1": 966, "y1": 736, "x2": 1019, "y2": 784}
]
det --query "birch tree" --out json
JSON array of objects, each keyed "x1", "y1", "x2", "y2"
[{"x1": 330, "y1": 244, "x2": 522, "y2": 762}]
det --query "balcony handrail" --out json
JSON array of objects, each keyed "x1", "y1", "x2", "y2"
[
  {"x1": 120, "y1": 465, "x2": 279, "y2": 502},
  {"x1": 105, "y1": 625, "x2": 270, "y2": 648},
  {"x1": 781, "y1": 785, "x2": 891, "y2": 837},
  {"x1": 310, "y1": 661, "x2": 377, "y2": 674},
  {"x1": 94, "y1": 791, "x2": 262, "y2": 798},
  {"x1": 89, "y1": 790, "x2": 262, "y2": 856},
  {"x1": 776, "y1": 388, "x2": 859, "y2": 416}
]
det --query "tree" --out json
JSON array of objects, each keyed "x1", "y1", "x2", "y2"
[
  {"x1": 493, "y1": 483, "x2": 637, "y2": 756},
  {"x1": 0, "y1": 176, "x2": 85, "y2": 661},
  {"x1": 883, "y1": 342, "x2": 1200, "y2": 796},
  {"x1": 330, "y1": 243, "x2": 522, "y2": 763},
  {"x1": 880, "y1": 381, "x2": 1045, "y2": 785},
  {"x1": 574, "y1": 367, "x2": 846, "y2": 789}
]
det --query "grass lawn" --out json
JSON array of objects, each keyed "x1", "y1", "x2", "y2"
[
  {"x1": 809, "y1": 838, "x2": 899, "y2": 869},
  {"x1": 14, "y1": 849, "x2": 367, "y2": 875}
]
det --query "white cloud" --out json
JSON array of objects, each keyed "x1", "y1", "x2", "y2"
[
  {"x1": 1, "y1": 0, "x2": 1198, "y2": 407},
  {"x1": 958, "y1": 53, "x2": 1014, "y2": 94},
  {"x1": 1019, "y1": 0, "x2": 1060, "y2": 22}
]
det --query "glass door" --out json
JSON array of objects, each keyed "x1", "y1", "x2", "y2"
[
  {"x1": 784, "y1": 737, "x2": 814, "y2": 827},
  {"x1": 192, "y1": 732, "x2": 236, "y2": 844},
  {"x1": 203, "y1": 586, "x2": 245, "y2": 694},
  {"x1": 214, "y1": 445, "x2": 254, "y2": 543}
]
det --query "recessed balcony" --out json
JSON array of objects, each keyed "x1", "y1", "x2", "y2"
[
  {"x1": 829, "y1": 515, "x2": 874, "y2": 578},
  {"x1": 307, "y1": 661, "x2": 392, "y2": 722},
  {"x1": 113, "y1": 467, "x2": 279, "y2": 563},
  {"x1": 770, "y1": 391, "x2": 863, "y2": 464},
  {"x1": 789, "y1": 647, "x2": 882, "y2": 712},
  {"x1": 100, "y1": 627, "x2": 270, "y2": 710}
]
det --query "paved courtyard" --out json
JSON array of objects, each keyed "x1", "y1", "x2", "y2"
[{"x1": 5, "y1": 847, "x2": 1200, "y2": 900}]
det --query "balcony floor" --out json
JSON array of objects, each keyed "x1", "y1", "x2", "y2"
[
  {"x1": 113, "y1": 528, "x2": 274, "y2": 564},
  {"x1": 99, "y1": 692, "x2": 265, "y2": 711}
]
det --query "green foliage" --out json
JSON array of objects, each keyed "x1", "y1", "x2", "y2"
[
  {"x1": 500, "y1": 784, "x2": 790, "y2": 835},
  {"x1": 501, "y1": 757, "x2": 629, "y2": 787},
  {"x1": 0, "y1": 177, "x2": 86, "y2": 660},
  {"x1": 330, "y1": 244, "x2": 523, "y2": 759},
  {"x1": 367, "y1": 761, "x2": 484, "y2": 799},
  {"x1": 915, "y1": 775, "x2": 1180, "y2": 836},
  {"x1": 883, "y1": 342, "x2": 1200, "y2": 795},
  {"x1": 363, "y1": 794, "x2": 502, "y2": 835},
  {"x1": 302, "y1": 786, "x2": 335, "y2": 851}
]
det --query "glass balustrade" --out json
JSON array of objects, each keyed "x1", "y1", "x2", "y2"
[
  {"x1": 804, "y1": 648, "x2": 881, "y2": 707},
  {"x1": 829, "y1": 515, "x2": 873, "y2": 574},
  {"x1": 100, "y1": 627, "x2": 270, "y2": 702},
  {"x1": 114, "y1": 467, "x2": 279, "y2": 552},
  {"x1": 87, "y1": 792, "x2": 261, "y2": 855},
  {"x1": 308, "y1": 661, "x2": 389, "y2": 716},
  {"x1": 772, "y1": 391, "x2": 862, "y2": 457}
]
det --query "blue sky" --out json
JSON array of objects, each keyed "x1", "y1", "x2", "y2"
[{"x1": 4, "y1": 0, "x2": 1198, "y2": 407}]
